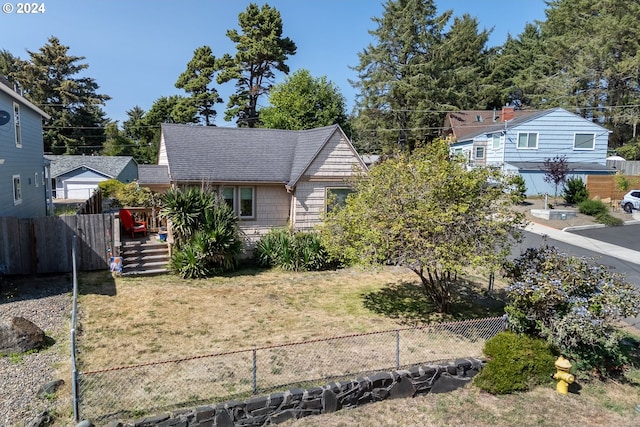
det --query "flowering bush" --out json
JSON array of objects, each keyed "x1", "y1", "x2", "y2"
[{"x1": 503, "y1": 247, "x2": 640, "y2": 376}]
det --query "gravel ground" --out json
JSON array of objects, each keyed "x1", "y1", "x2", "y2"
[{"x1": 0, "y1": 275, "x2": 73, "y2": 427}]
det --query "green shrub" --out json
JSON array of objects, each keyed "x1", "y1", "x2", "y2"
[
  {"x1": 255, "y1": 229, "x2": 333, "y2": 271},
  {"x1": 163, "y1": 188, "x2": 243, "y2": 278},
  {"x1": 595, "y1": 213, "x2": 624, "y2": 226},
  {"x1": 578, "y1": 198, "x2": 608, "y2": 216},
  {"x1": 503, "y1": 247, "x2": 640, "y2": 377},
  {"x1": 508, "y1": 175, "x2": 527, "y2": 205},
  {"x1": 98, "y1": 179, "x2": 124, "y2": 198},
  {"x1": 474, "y1": 331, "x2": 557, "y2": 394},
  {"x1": 563, "y1": 177, "x2": 589, "y2": 205}
]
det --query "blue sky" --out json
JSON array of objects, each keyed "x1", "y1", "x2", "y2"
[{"x1": 1, "y1": 0, "x2": 547, "y2": 126}]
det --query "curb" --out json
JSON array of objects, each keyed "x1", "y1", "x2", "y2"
[{"x1": 562, "y1": 219, "x2": 640, "y2": 232}]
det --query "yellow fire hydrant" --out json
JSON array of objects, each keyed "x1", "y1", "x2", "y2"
[{"x1": 553, "y1": 356, "x2": 575, "y2": 395}]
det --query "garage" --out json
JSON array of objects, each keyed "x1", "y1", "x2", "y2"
[{"x1": 63, "y1": 180, "x2": 102, "y2": 199}]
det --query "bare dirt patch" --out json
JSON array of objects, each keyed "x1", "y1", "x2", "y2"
[{"x1": 512, "y1": 197, "x2": 632, "y2": 230}]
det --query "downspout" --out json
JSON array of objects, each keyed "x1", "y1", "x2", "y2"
[
  {"x1": 286, "y1": 185, "x2": 295, "y2": 230},
  {"x1": 45, "y1": 161, "x2": 54, "y2": 216}
]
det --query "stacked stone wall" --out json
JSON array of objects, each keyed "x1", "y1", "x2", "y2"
[{"x1": 97, "y1": 358, "x2": 484, "y2": 427}]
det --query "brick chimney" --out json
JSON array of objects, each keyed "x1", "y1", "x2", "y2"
[{"x1": 502, "y1": 106, "x2": 515, "y2": 122}]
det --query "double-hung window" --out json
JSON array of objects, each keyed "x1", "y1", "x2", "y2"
[
  {"x1": 492, "y1": 134, "x2": 501, "y2": 149},
  {"x1": 13, "y1": 175, "x2": 22, "y2": 205},
  {"x1": 222, "y1": 187, "x2": 235, "y2": 211},
  {"x1": 475, "y1": 146, "x2": 485, "y2": 160},
  {"x1": 14, "y1": 103, "x2": 21, "y2": 147},
  {"x1": 574, "y1": 133, "x2": 595, "y2": 150},
  {"x1": 239, "y1": 187, "x2": 254, "y2": 219},
  {"x1": 517, "y1": 132, "x2": 538, "y2": 149}
]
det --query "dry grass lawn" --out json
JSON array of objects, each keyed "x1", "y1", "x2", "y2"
[
  {"x1": 74, "y1": 267, "x2": 640, "y2": 427},
  {"x1": 77, "y1": 266, "x2": 501, "y2": 370}
]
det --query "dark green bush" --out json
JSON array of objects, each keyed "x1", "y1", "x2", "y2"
[
  {"x1": 578, "y1": 199, "x2": 609, "y2": 216},
  {"x1": 255, "y1": 229, "x2": 333, "y2": 271},
  {"x1": 595, "y1": 213, "x2": 624, "y2": 226},
  {"x1": 563, "y1": 177, "x2": 589, "y2": 205},
  {"x1": 163, "y1": 188, "x2": 244, "y2": 278},
  {"x1": 473, "y1": 331, "x2": 557, "y2": 394},
  {"x1": 508, "y1": 175, "x2": 527, "y2": 205}
]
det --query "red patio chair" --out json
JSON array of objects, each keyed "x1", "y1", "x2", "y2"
[{"x1": 119, "y1": 209, "x2": 147, "y2": 239}]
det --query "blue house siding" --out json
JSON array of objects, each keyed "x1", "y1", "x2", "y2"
[
  {"x1": 503, "y1": 109, "x2": 609, "y2": 164},
  {"x1": 448, "y1": 108, "x2": 613, "y2": 197},
  {"x1": 0, "y1": 92, "x2": 47, "y2": 218}
]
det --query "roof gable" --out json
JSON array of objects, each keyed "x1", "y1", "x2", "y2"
[{"x1": 45, "y1": 155, "x2": 135, "y2": 178}]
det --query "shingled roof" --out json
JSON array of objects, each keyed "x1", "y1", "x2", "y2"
[
  {"x1": 44, "y1": 155, "x2": 136, "y2": 178},
  {"x1": 444, "y1": 108, "x2": 542, "y2": 142},
  {"x1": 160, "y1": 124, "x2": 348, "y2": 187}
]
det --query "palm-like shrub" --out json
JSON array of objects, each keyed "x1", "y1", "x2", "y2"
[
  {"x1": 255, "y1": 228, "x2": 333, "y2": 271},
  {"x1": 161, "y1": 188, "x2": 243, "y2": 278}
]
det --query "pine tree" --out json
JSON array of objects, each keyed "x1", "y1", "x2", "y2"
[
  {"x1": 175, "y1": 45, "x2": 222, "y2": 126},
  {"x1": 216, "y1": 3, "x2": 297, "y2": 127},
  {"x1": 12, "y1": 37, "x2": 110, "y2": 154}
]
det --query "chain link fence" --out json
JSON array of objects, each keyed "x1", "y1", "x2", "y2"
[{"x1": 77, "y1": 316, "x2": 505, "y2": 421}]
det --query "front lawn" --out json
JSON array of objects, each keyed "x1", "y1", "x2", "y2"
[{"x1": 76, "y1": 266, "x2": 504, "y2": 370}]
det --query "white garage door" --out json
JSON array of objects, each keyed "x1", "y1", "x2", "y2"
[{"x1": 64, "y1": 181, "x2": 100, "y2": 199}]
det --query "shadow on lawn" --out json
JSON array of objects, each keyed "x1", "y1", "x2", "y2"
[{"x1": 362, "y1": 279, "x2": 507, "y2": 325}]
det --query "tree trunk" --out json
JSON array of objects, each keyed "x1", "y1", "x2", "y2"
[{"x1": 412, "y1": 267, "x2": 450, "y2": 314}]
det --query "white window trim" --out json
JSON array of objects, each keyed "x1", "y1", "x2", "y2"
[
  {"x1": 475, "y1": 146, "x2": 485, "y2": 160},
  {"x1": 573, "y1": 132, "x2": 596, "y2": 151},
  {"x1": 13, "y1": 102, "x2": 22, "y2": 148},
  {"x1": 13, "y1": 174, "x2": 22, "y2": 205},
  {"x1": 517, "y1": 132, "x2": 538, "y2": 149},
  {"x1": 238, "y1": 186, "x2": 255, "y2": 220}
]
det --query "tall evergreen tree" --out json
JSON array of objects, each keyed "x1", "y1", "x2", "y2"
[
  {"x1": 351, "y1": 0, "x2": 452, "y2": 153},
  {"x1": 216, "y1": 3, "x2": 297, "y2": 127},
  {"x1": 175, "y1": 45, "x2": 222, "y2": 126},
  {"x1": 531, "y1": 0, "x2": 640, "y2": 138},
  {"x1": 437, "y1": 13, "x2": 494, "y2": 110},
  {"x1": 12, "y1": 37, "x2": 110, "y2": 154}
]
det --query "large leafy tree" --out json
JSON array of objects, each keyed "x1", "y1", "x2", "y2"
[
  {"x1": 260, "y1": 69, "x2": 350, "y2": 132},
  {"x1": 12, "y1": 37, "x2": 110, "y2": 154},
  {"x1": 216, "y1": 3, "x2": 297, "y2": 127},
  {"x1": 321, "y1": 139, "x2": 525, "y2": 313},
  {"x1": 175, "y1": 45, "x2": 222, "y2": 126},
  {"x1": 352, "y1": 0, "x2": 451, "y2": 153}
]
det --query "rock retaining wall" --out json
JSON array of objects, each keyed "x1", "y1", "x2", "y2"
[{"x1": 96, "y1": 358, "x2": 484, "y2": 427}]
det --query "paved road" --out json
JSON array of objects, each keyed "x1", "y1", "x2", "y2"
[
  {"x1": 569, "y1": 224, "x2": 640, "y2": 252},
  {"x1": 513, "y1": 231, "x2": 640, "y2": 287}
]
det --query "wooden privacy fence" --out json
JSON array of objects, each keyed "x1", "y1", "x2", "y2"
[
  {"x1": 0, "y1": 213, "x2": 115, "y2": 275},
  {"x1": 586, "y1": 175, "x2": 640, "y2": 200}
]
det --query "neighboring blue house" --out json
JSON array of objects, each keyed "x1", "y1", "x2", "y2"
[
  {"x1": 0, "y1": 79, "x2": 51, "y2": 217},
  {"x1": 45, "y1": 155, "x2": 138, "y2": 199},
  {"x1": 444, "y1": 107, "x2": 614, "y2": 196}
]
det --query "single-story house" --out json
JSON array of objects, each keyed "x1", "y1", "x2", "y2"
[
  {"x1": 444, "y1": 107, "x2": 614, "y2": 196},
  {"x1": 151, "y1": 123, "x2": 367, "y2": 246},
  {"x1": 45, "y1": 155, "x2": 138, "y2": 199}
]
